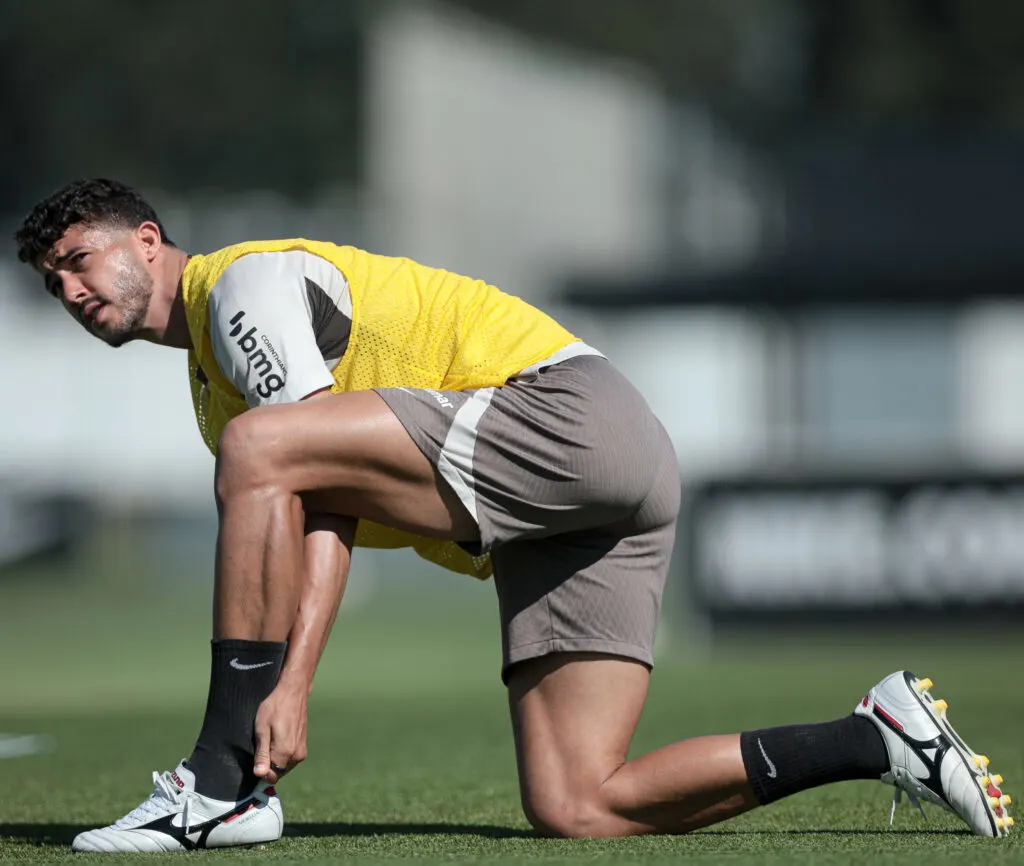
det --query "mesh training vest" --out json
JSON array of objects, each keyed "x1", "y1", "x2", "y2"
[{"x1": 181, "y1": 239, "x2": 584, "y2": 579}]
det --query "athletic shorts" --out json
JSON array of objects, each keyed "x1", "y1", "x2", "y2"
[{"x1": 374, "y1": 354, "x2": 681, "y2": 681}]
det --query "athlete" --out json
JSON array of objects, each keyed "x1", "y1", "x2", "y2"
[{"x1": 14, "y1": 179, "x2": 1012, "y2": 852}]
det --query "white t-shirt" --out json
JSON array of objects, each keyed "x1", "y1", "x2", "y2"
[{"x1": 207, "y1": 251, "x2": 352, "y2": 407}]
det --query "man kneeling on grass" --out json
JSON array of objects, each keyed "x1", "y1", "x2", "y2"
[{"x1": 14, "y1": 179, "x2": 1013, "y2": 851}]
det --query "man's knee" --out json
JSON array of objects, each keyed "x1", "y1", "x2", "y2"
[
  {"x1": 521, "y1": 791, "x2": 619, "y2": 839},
  {"x1": 216, "y1": 412, "x2": 282, "y2": 501}
]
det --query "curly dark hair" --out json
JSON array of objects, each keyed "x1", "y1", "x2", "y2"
[{"x1": 14, "y1": 178, "x2": 175, "y2": 266}]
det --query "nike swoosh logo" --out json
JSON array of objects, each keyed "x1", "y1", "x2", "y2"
[
  {"x1": 758, "y1": 738, "x2": 777, "y2": 779},
  {"x1": 230, "y1": 659, "x2": 275, "y2": 671}
]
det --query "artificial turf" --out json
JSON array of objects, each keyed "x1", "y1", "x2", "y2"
[{"x1": 1, "y1": 541, "x2": 1021, "y2": 864}]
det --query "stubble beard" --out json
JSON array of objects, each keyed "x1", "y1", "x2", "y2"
[{"x1": 99, "y1": 257, "x2": 154, "y2": 348}]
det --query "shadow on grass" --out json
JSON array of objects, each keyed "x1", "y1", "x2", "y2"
[
  {"x1": 0, "y1": 822, "x2": 535, "y2": 847},
  {"x1": 287, "y1": 822, "x2": 535, "y2": 839},
  {"x1": 2, "y1": 822, "x2": 971, "y2": 847},
  {"x1": 696, "y1": 829, "x2": 970, "y2": 836},
  {"x1": 289, "y1": 825, "x2": 969, "y2": 839},
  {"x1": 0, "y1": 826, "x2": 84, "y2": 846}
]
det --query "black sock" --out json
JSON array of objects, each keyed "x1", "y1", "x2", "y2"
[
  {"x1": 740, "y1": 715, "x2": 890, "y2": 805},
  {"x1": 188, "y1": 639, "x2": 287, "y2": 801}
]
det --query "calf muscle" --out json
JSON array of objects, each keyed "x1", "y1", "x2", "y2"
[{"x1": 214, "y1": 483, "x2": 304, "y2": 640}]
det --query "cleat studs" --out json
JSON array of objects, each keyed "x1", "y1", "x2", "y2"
[
  {"x1": 1003, "y1": 795, "x2": 1012, "y2": 806},
  {"x1": 994, "y1": 774, "x2": 1005, "y2": 785},
  {"x1": 991, "y1": 797, "x2": 1003, "y2": 808},
  {"x1": 974, "y1": 755, "x2": 991, "y2": 768},
  {"x1": 1008, "y1": 817, "x2": 1015, "y2": 828},
  {"x1": 917, "y1": 678, "x2": 934, "y2": 692},
  {"x1": 932, "y1": 699, "x2": 948, "y2": 712},
  {"x1": 982, "y1": 776, "x2": 991, "y2": 786}
]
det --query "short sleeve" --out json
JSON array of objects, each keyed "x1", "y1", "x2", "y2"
[{"x1": 207, "y1": 252, "x2": 341, "y2": 407}]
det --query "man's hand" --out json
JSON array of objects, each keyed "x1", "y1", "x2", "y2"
[{"x1": 253, "y1": 679, "x2": 310, "y2": 784}]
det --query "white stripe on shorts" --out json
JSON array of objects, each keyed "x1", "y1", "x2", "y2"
[
  {"x1": 513, "y1": 341, "x2": 605, "y2": 380},
  {"x1": 435, "y1": 387, "x2": 497, "y2": 522}
]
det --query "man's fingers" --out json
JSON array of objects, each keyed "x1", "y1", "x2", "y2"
[
  {"x1": 268, "y1": 743, "x2": 293, "y2": 777},
  {"x1": 252, "y1": 692, "x2": 308, "y2": 784},
  {"x1": 253, "y1": 723, "x2": 272, "y2": 778}
]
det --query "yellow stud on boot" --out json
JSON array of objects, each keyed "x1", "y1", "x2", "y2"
[
  {"x1": 993, "y1": 774, "x2": 1005, "y2": 786},
  {"x1": 974, "y1": 755, "x2": 991, "y2": 768},
  {"x1": 917, "y1": 678, "x2": 934, "y2": 692},
  {"x1": 932, "y1": 699, "x2": 948, "y2": 713}
]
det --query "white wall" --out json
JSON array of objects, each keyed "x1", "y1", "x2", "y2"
[
  {"x1": 365, "y1": 2, "x2": 669, "y2": 302},
  {"x1": 957, "y1": 303, "x2": 1024, "y2": 467}
]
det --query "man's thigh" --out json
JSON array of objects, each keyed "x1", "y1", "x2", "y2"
[
  {"x1": 226, "y1": 389, "x2": 478, "y2": 541},
  {"x1": 492, "y1": 510, "x2": 675, "y2": 682}
]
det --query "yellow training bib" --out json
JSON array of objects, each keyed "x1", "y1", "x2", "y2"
[{"x1": 181, "y1": 239, "x2": 584, "y2": 579}]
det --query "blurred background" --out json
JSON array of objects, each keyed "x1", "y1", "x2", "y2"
[{"x1": 3, "y1": 0, "x2": 1024, "y2": 737}]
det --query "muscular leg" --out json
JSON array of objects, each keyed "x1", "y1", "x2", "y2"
[
  {"x1": 508, "y1": 654, "x2": 757, "y2": 837},
  {"x1": 189, "y1": 390, "x2": 478, "y2": 798},
  {"x1": 508, "y1": 653, "x2": 891, "y2": 837},
  {"x1": 212, "y1": 390, "x2": 478, "y2": 640}
]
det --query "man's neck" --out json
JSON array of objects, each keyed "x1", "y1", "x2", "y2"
[{"x1": 146, "y1": 247, "x2": 192, "y2": 349}]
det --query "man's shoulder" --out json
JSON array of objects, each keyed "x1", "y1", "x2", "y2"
[
  {"x1": 192, "y1": 239, "x2": 336, "y2": 275},
  {"x1": 207, "y1": 238, "x2": 339, "y2": 257}
]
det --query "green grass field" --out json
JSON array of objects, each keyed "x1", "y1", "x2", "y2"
[{"x1": 1, "y1": 532, "x2": 1022, "y2": 864}]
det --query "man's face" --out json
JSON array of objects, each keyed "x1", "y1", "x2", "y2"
[{"x1": 37, "y1": 222, "x2": 155, "y2": 347}]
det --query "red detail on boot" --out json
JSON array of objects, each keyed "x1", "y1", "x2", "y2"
[
  {"x1": 874, "y1": 704, "x2": 904, "y2": 731},
  {"x1": 224, "y1": 804, "x2": 256, "y2": 824},
  {"x1": 862, "y1": 695, "x2": 870, "y2": 708}
]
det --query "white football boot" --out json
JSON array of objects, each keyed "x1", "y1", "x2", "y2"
[
  {"x1": 72, "y1": 760, "x2": 283, "y2": 852},
  {"x1": 855, "y1": 671, "x2": 1012, "y2": 837}
]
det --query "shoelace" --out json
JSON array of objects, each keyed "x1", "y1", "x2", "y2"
[
  {"x1": 112, "y1": 771, "x2": 193, "y2": 831},
  {"x1": 889, "y1": 787, "x2": 928, "y2": 825}
]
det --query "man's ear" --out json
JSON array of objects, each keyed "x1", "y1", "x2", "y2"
[{"x1": 136, "y1": 221, "x2": 163, "y2": 262}]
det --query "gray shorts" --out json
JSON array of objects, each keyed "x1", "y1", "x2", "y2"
[{"x1": 375, "y1": 355, "x2": 680, "y2": 680}]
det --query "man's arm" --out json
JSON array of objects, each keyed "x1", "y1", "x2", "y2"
[
  {"x1": 283, "y1": 389, "x2": 356, "y2": 692},
  {"x1": 284, "y1": 511, "x2": 355, "y2": 694},
  {"x1": 207, "y1": 252, "x2": 350, "y2": 407}
]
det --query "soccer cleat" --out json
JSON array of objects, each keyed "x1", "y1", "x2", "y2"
[
  {"x1": 855, "y1": 671, "x2": 1011, "y2": 837},
  {"x1": 71, "y1": 760, "x2": 283, "y2": 852}
]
